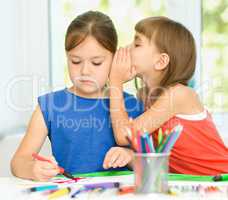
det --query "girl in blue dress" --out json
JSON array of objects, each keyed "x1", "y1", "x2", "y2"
[{"x1": 11, "y1": 11, "x2": 143, "y2": 181}]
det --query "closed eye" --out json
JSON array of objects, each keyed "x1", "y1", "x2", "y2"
[
  {"x1": 72, "y1": 61, "x2": 81, "y2": 65},
  {"x1": 92, "y1": 62, "x2": 102, "y2": 66}
]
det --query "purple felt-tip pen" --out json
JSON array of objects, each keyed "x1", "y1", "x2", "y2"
[{"x1": 84, "y1": 182, "x2": 120, "y2": 189}]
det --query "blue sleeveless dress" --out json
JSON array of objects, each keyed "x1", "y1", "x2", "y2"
[{"x1": 38, "y1": 88, "x2": 143, "y2": 173}]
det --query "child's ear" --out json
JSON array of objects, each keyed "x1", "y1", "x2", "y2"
[{"x1": 154, "y1": 53, "x2": 170, "y2": 70}]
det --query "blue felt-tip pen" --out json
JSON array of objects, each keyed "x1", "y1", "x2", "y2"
[
  {"x1": 26, "y1": 185, "x2": 58, "y2": 192},
  {"x1": 71, "y1": 188, "x2": 91, "y2": 198}
]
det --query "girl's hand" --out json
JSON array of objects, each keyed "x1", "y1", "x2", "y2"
[
  {"x1": 110, "y1": 47, "x2": 137, "y2": 85},
  {"x1": 103, "y1": 147, "x2": 134, "y2": 169},
  {"x1": 31, "y1": 156, "x2": 59, "y2": 181}
]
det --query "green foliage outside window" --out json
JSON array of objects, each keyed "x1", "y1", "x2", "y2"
[{"x1": 202, "y1": 0, "x2": 228, "y2": 112}]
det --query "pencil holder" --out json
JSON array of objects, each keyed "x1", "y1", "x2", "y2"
[{"x1": 133, "y1": 153, "x2": 170, "y2": 194}]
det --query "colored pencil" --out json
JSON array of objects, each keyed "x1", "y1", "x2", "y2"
[
  {"x1": 136, "y1": 131, "x2": 142, "y2": 153},
  {"x1": 143, "y1": 132, "x2": 155, "y2": 153},
  {"x1": 158, "y1": 128, "x2": 163, "y2": 145},
  {"x1": 162, "y1": 125, "x2": 183, "y2": 153}
]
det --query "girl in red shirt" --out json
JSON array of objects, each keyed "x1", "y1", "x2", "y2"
[{"x1": 109, "y1": 16, "x2": 228, "y2": 175}]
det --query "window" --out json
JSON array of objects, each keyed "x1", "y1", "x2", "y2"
[
  {"x1": 202, "y1": 0, "x2": 228, "y2": 112},
  {"x1": 49, "y1": 0, "x2": 203, "y2": 97},
  {"x1": 63, "y1": 0, "x2": 166, "y2": 93},
  {"x1": 202, "y1": 0, "x2": 228, "y2": 136},
  {"x1": 49, "y1": 0, "x2": 228, "y2": 137},
  {"x1": 49, "y1": 0, "x2": 166, "y2": 93}
]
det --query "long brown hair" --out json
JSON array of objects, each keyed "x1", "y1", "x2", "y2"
[
  {"x1": 135, "y1": 16, "x2": 196, "y2": 109},
  {"x1": 65, "y1": 10, "x2": 117, "y2": 53}
]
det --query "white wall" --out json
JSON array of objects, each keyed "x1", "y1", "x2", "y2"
[
  {"x1": 0, "y1": 0, "x2": 50, "y2": 135},
  {"x1": 49, "y1": 0, "x2": 66, "y2": 89}
]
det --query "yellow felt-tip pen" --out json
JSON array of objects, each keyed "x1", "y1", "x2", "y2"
[{"x1": 48, "y1": 187, "x2": 71, "y2": 199}]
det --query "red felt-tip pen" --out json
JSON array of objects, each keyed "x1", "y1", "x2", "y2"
[{"x1": 32, "y1": 153, "x2": 75, "y2": 180}]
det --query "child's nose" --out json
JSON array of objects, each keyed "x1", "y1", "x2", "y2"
[{"x1": 81, "y1": 63, "x2": 90, "y2": 75}]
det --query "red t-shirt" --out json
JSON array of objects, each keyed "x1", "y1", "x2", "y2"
[{"x1": 154, "y1": 111, "x2": 228, "y2": 175}]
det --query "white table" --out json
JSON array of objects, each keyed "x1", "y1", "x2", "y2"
[{"x1": 1, "y1": 175, "x2": 228, "y2": 200}]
